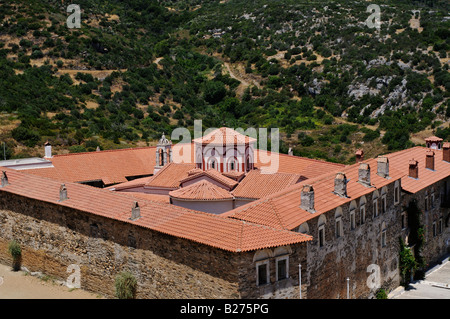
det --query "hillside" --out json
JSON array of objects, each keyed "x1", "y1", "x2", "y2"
[{"x1": 0, "y1": 0, "x2": 448, "y2": 163}]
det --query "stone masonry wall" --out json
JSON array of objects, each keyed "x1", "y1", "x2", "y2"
[
  {"x1": 304, "y1": 181, "x2": 403, "y2": 299},
  {"x1": 0, "y1": 191, "x2": 242, "y2": 298},
  {"x1": 401, "y1": 178, "x2": 450, "y2": 266},
  {"x1": 237, "y1": 244, "x2": 308, "y2": 299}
]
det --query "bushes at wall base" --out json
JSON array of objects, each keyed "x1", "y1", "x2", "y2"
[
  {"x1": 115, "y1": 271, "x2": 137, "y2": 299},
  {"x1": 8, "y1": 240, "x2": 22, "y2": 272}
]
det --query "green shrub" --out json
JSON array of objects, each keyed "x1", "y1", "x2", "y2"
[
  {"x1": 376, "y1": 288, "x2": 388, "y2": 299},
  {"x1": 8, "y1": 240, "x2": 22, "y2": 271},
  {"x1": 115, "y1": 271, "x2": 137, "y2": 299}
]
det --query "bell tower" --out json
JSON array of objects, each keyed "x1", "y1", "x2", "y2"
[{"x1": 154, "y1": 133, "x2": 172, "y2": 174}]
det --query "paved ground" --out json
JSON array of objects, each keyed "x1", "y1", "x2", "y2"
[
  {"x1": 0, "y1": 263, "x2": 103, "y2": 299},
  {"x1": 390, "y1": 256, "x2": 450, "y2": 299}
]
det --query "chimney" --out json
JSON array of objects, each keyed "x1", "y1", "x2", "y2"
[
  {"x1": 355, "y1": 149, "x2": 364, "y2": 163},
  {"x1": 358, "y1": 163, "x2": 371, "y2": 187},
  {"x1": 96, "y1": 146, "x2": 101, "y2": 152},
  {"x1": 426, "y1": 150, "x2": 435, "y2": 171},
  {"x1": 59, "y1": 184, "x2": 68, "y2": 201},
  {"x1": 376, "y1": 156, "x2": 389, "y2": 178},
  {"x1": 300, "y1": 184, "x2": 315, "y2": 213},
  {"x1": 288, "y1": 147, "x2": 293, "y2": 156},
  {"x1": 131, "y1": 201, "x2": 141, "y2": 220},
  {"x1": 1, "y1": 171, "x2": 8, "y2": 187},
  {"x1": 333, "y1": 172, "x2": 348, "y2": 197},
  {"x1": 443, "y1": 142, "x2": 450, "y2": 163},
  {"x1": 409, "y1": 159, "x2": 418, "y2": 179},
  {"x1": 44, "y1": 141, "x2": 52, "y2": 158}
]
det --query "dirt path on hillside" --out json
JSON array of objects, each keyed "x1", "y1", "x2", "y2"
[
  {"x1": 0, "y1": 264, "x2": 104, "y2": 299},
  {"x1": 223, "y1": 62, "x2": 261, "y2": 97}
]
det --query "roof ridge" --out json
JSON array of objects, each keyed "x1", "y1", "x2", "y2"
[
  {"x1": 53, "y1": 146, "x2": 156, "y2": 157},
  {"x1": 257, "y1": 149, "x2": 346, "y2": 166}
]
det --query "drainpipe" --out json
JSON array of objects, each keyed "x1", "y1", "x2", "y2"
[
  {"x1": 347, "y1": 277, "x2": 350, "y2": 299},
  {"x1": 299, "y1": 264, "x2": 302, "y2": 299}
]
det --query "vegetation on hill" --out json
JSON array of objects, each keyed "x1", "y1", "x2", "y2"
[{"x1": 0, "y1": 0, "x2": 448, "y2": 163}]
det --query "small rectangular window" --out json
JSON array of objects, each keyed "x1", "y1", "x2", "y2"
[
  {"x1": 276, "y1": 257, "x2": 288, "y2": 281},
  {"x1": 381, "y1": 196, "x2": 386, "y2": 214},
  {"x1": 373, "y1": 199, "x2": 379, "y2": 217},
  {"x1": 381, "y1": 230, "x2": 387, "y2": 247},
  {"x1": 350, "y1": 210, "x2": 356, "y2": 230},
  {"x1": 257, "y1": 263, "x2": 268, "y2": 286},
  {"x1": 336, "y1": 218, "x2": 342, "y2": 238},
  {"x1": 319, "y1": 226, "x2": 325, "y2": 247},
  {"x1": 360, "y1": 206, "x2": 366, "y2": 225}
]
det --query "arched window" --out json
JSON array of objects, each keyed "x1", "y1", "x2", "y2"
[
  {"x1": 298, "y1": 222, "x2": 310, "y2": 235},
  {"x1": 394, "y1": 180, "x2": 400, "y2": 205},
  {"x1": 274, "y1": 246, "x2": 291, "y2": 281},
  {"x1": 253, "y1": 249, "x2": 272, "y2": 286},
  {"x1": 158, "y1": 148, "x2": 163, "y2": 166},
  {"x1": 318, "y1": 215, "x2": 327, "y2": 247},
  {"x1": 335, "y1": 207, "x2": 343, "y2": 238},
  {"x1": 208, "y1": 157, "x2": 217, "y2": 170},
  {"x1": 381, "y1": 187, "x2": 387, "y2": 214},
  {"x1": 373, "y1": 190, "x2": 379, "y2": 217},
  {"x1": 349, "y1": 200, "x2": 357, "y2": 230},
  {"x1": 360, "y1": 196, "x2": 367, "y2": 225},
  {"x1": 227, "y1": 156, "x2": 238, "y2": 172}
]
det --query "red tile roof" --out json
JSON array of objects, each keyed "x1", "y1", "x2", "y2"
[
  {"x1": 223, "y1": 158, "x2": 404, "y2": 230},
  {"x1": 22, "y1": 142, "x2": 344, "y2": 186},
  {"x1": 232, "y1": 169, "x2": 302, "y2": 199},
  {"x1": 0, "y1": 167, "x2": 311, "y2": 252},
  {"x1": 425, "y1": 136, "x2": 443, "y2": 142},
  {"x1": 144, "y1": 162, "x2": 195, "y2": 189},
  {"x1": 192, "y1": 127, "x2": 257, "y2": 146},
  {"x1": 255, "y1": 149, "x2": 345, "y2": 178},
  {"x1": 25, "y1": 147, "x2": 156, "y2": 185},
  {"x1": 107, "y1": 176, "x2": 155, "y2": 191},
  {"x1": 179, "y1": 168, "x2": 238, "y2": 190},
  {"x1": 385, "y1": 146, "x2": 450, "y2": 193},
  {"x1": 169, "y1": 180, "x2": 233, "y2": 201}
]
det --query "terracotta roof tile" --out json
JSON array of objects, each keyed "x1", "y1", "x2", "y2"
[
  {"x1": 232, "y1": 169, "x2": 302, "y2": 199},
  {"x1": 0, "y1": 167, "x2": 311, "y2": 251},
  {"x1": 145, "y1": 162, "x2": 195, "y2": 189},
  {"x1": 25, "y1": 147, "x2": 156, "y2": 185},
  {"x1": 425, "y1": 136, "x2": 443, "y2": 142},
  {"x1": 179, "y1": 168, "x2": 238, "y2": 189},
  {"x1": 385, "y1": 146, "x2": 450, "y2": 193},
  {"x1": 22, "y1": 143, "x2": 344, "y2": 185},
  {"x1": 224, "y1": 158, "x2": 404, "y2": 230},
  {"x1": 169, "y1": 180, "x2": 233, "y2": 200},
  {"x1": 254, "y1": 149, "x2": 344, "y2": 178},
  {"x1": 192, "y1": 127, "x2": 257, "y2": 145}
]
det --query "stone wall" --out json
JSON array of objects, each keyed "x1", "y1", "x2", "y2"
[
  {"x1": 303, "y1": 181, "x2": 403, "y2": 299},
  {"x1": 237, "y1": 245, "x2": 308, "y2": 299},
  {"x1": 0, "y1": 191, "x2": 242, "y2": 298},
  {"x1": 402, "y1": 178, "x2": 450, "y2": 266},
  {"x1": 0, "y1": 190, "x2": 311, "y2": 299}
]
